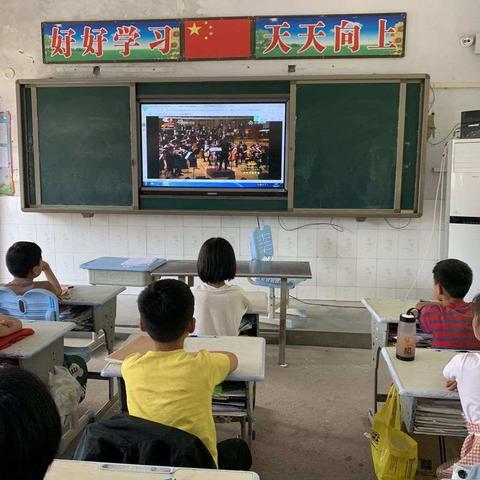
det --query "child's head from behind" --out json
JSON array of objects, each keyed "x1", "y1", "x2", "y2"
[
  {"x1": 138, "y1": 279, "x2": 194, "y2": 343},
  {"x1": 0, "y1": 366, "x2": 61, "y2": 480},
  {"x1": 432, "y1": 258, "x2": 473, "y2": 300},
  {"x1": 197, "y1": 237, "x2": 236, "y2": 284},
  {"x1": 6, "y1": 242, "x2": 42, "y2": 279}
]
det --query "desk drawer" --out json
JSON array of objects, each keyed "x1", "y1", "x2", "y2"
[{"x1": 87, "y1": 269, "x2": 152, "y2": 287}]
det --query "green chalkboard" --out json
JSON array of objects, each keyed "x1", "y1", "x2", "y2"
[
  {"x1": 19, "y1": 77, "x2": 426, "y2": 214},
  {"x1": 140, "y1": 196, "x2": 287, "y2": 211},
  {"x1": 137, "y1": 81, "x2": 290, "y2": 96},
  {"x1": 20, "y1": 88, "x2": 36, "y2": 206},
  {"x1": 37, "y1": 86, "x2": 132, "y2": 206},
  {"x1": 401, "y1": 83, "x2": 422, "y2": 210},
  {"x1": 293, "y1": 83, "x2": 401, "y2": 210}
]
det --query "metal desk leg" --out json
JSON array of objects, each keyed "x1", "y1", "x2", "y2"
[
  {"x1": 187, "y1": 275, "x2": 194, "y2": 287},
  {"x1": 246, "y1": 381, "x2": 255, "y2": 448},
  {"x1": 373, "y1": 346, "x2": 381, "y2": 414},
  {"x1": 279, "y1": 277, "x2": 288, "y2": 367}
]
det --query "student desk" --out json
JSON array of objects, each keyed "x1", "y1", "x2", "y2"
[
  {"x1": 362, "y1": 298, "x2": 415, "y2": 414},
  {"x1": 45, "y1": 460, "x2": 260, "y2": 479},
  {"x1": 61, "y1": 285, "x2": 125, "y2": 353},
  {"x1": 379, "y1": 347, "x2": 464, "y2": 436},
  {"x1": 152, "y1": 260, "x2": 312, "y2": 366},
  {"x1": 0, "y1": 320, "x2": 75, "y2": 383},
  {"x1": 115, "y1": 291, "x2": 268, "y2": 336},
  {"x1": 101, "y1": 335, "x2": 266, "y2": 446}
]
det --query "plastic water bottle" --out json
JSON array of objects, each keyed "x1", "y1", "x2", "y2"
[{"x1": 396, "y1": 313, "x2": 416, "y2": 361}]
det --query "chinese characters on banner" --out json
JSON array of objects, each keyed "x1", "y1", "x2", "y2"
[
  {"x1": 42, "y1": 21, "x2": 181, "y2": 62},
  {"x1": 41, "y1": 14, "x2": 405, "y2": 63},
  {"x1": 255, "y1": 14, "x2": 406, "y2": 58}
]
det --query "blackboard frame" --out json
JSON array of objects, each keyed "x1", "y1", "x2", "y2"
[{"x1": 17, "y1": 74, "x2": 429, "y2": 217}]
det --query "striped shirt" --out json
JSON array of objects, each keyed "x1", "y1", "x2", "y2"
[{"x1": 419, "y1": 301, "x2": 480, "y2": 350}]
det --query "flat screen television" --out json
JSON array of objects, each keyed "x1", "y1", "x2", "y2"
[{"x1": 140, "y1": 101, "x2": 287, "y2": 196}]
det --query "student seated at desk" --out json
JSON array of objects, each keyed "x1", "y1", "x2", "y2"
[
  {"x1": 3, "y1": 241, "x2": 62, "y2": 296},
  {"x1": 193, "y1": 238, "x2": 251, "y2": 336},
  {"x1": 121, "y1": 279, "x2": 252, "y2": 470},
  {"x1": 438, "y1": 294, "x2": 480, "y2": 478},
  {"x1": 0, "y1": 366, "x2": 61, "y2": 480},
  {"x1": 416, "y1": 259, "x2": 480, "y2": 350}
]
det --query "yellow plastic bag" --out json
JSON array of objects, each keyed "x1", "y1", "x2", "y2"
[{"x1": 371, "y1": 385, "x2": 418, "y2": 480}]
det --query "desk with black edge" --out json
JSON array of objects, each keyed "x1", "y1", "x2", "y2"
[{"x1": 152, "y1": 260, "x2": 312, "y2": 367}]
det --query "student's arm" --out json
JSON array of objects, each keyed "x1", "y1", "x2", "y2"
[
  {"x1": 40, "y1": 261, "x2": 62, "y2": 296},
  {"x1": 443, "y1": 355, "x2": 460, "y2": 391},
  {"x1": 0, "y1": 315, "x2": 22, "y2": 338},
  {"x1": 210, "y1": 351, "x2": 238, "y2": 374},
  {"x1": 417, "y1": 304, "x2": 440, "y2": 334},
  {"x1": 415, "y1": 300, "x2": 441, "y2": 309}
]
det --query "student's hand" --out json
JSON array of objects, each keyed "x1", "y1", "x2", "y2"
[
  {"x1": 445, "y1": 379, "x2": 458, "y2": 391},
  {"x1": 41, "y1": 260, "x2": 51, "y2": 272},
  {"x1": 0, "y1": 315, "x2": 22, "y2": 337},
  {"x1": 0, "y1": 315, "x2": 22, "y2": 328}
]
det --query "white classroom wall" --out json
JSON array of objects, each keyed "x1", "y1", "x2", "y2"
[{"x1": 1, "y1": 0, "x2": 480, "y2": 301}]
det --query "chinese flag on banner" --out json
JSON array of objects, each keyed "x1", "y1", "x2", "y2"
[{"x1": 183, "y1": 18, "x2": 252, "y2": 59}]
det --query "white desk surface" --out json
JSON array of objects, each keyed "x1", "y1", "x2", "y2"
[
  {"x1": 45, "y1": 460, "x2": 260, "y2": 480},
  {"x1": 60, "y1": 285, "x2": 125, "y2": 306},
  {"x1": 0, "y1": 321, "x2": 75, "y2": 359},
  {"x1": 381, "y1": 346, "x2": 460, "y2": 399},
  {"x1": 102, "y1": 335, "x2": 266, "y2": 382},
  {"x1": 362, "y1": 298, "x2": 416, "y2": 324}
]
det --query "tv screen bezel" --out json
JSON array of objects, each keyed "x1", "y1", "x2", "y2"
[{"x1": 137, "y1": 96, "x2": 290, "y2": 198}]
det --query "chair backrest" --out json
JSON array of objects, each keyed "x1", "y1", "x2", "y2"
[
  {"x1": 249, "y1": 225, "x2": 274, "y2": 261},
  {"x1": 74, "y1": 413, "x2": 216, "y2": 469},
  {"x1": 0, "y1": 287, "x2": 59, "y2": 321}
]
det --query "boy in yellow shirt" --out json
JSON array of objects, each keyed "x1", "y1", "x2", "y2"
[{"x1": 122, "y1": 279, "x2": 252, "y2": 470}]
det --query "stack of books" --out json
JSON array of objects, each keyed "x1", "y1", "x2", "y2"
[
  {"x1": 59, "y1": 305, "x2": 93, "y2": 331},
  {"x1": 414, "y1": 399, "x2": 467, "y2": 436},
  {"x1": 212, "y1": 382, "x2": 247, "y2": 416}
]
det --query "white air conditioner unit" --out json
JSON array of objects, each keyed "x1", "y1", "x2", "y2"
[{"x1": 445, "y1": 139, "x2": 480, "y2": 300}]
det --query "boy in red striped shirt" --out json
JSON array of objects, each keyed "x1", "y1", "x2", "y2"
[{"x1": 417, "y1": 259, "x2": 480, "y2": 350}]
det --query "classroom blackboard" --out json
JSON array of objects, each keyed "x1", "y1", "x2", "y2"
[
  {"x1": 19, "y1": 76, "x2": 427, "y2": 215},
  {"x1": 36, "y1": 86, "x2": 132, "y2": 206},
  {"x1": 293, "y1": 82, "x2": 421, "y2": 210}
]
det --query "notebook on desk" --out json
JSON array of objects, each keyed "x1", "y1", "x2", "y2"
[{"x1": 80, "y1": 257, "x2": 167, "y2": 272}]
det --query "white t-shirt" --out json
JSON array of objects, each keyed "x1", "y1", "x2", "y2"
[
  {"x1": 193, "y1": 283, "x2": 250, "y2": 336},
  {"x1": 443, "y1": 352, "x2": 480, "y2": 424}
]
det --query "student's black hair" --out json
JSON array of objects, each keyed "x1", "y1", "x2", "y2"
[
  {"x1": 5, "y1": 241, "x2": 42, "y2": 278},
  {"x1": 137, "y1": 279, "x2": 194, "y2": 342},
  {"x1": 0, "y1": 366, "x2": 61, "y2": 480},
  {"x1": 432, "y1": 258, "x2": 473, "y2": 299},
  {"x1": 197, "y1": 237, "x2": 236, "y2": 284}
]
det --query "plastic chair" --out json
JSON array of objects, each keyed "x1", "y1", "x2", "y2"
[
  {"x1": 0, "y1": 287, "x2": 91, "y2": 362},
  {"x1": 248, "y1": 225, "x2": 305, "y2": 323}
]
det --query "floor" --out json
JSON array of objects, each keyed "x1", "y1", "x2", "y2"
[{"x1": 64, "y1": 297, "x2": 377, "y2": 479}]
